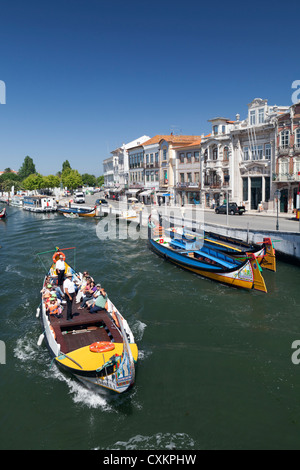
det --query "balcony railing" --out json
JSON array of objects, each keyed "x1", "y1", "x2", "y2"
[
  {"x1": 273, "y1": 172, "x2": 300, "y2": 182},
  {"x1": 176, "y1": 182, "x2": 201, "y2": 189},
  {"x1": 278, "y1": 146, "x2": 290, "y2": 155}
]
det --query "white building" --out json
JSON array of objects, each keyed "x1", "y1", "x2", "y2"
[
  {"x1": 231, "y1": 98, "x2": 288, "y2": 211},
  {"x1": 104, "y1": 135, "x2": 150, "y2": 190}
]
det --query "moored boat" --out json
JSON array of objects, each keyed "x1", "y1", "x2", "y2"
[
  {"x1": 36, "y1": 248, "x2": 138, "y2": 394},
  {"x1": 148, "y1": 224, "x2": 267, "y2": 293},
  {"x1": 0, "y1": 208, "x2": 6, "y2": 219},
  {"x1": 172, "y1": 228, "x2": 276, "y2": 272}
]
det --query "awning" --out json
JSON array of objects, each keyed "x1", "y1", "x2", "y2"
[
  {"x1": 139, "y1": 190, "x2": 153, "y2": 197},
  {"x1": 126, "y1": 189, "x2": 141, "y2": 195}
]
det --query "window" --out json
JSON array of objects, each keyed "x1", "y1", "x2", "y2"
[
  {"x1": 155, "y1": 153, "x2": 159, "y2": 164},
  {"x1": 150, "y1": 153, "x2": 153, "y2": 163},
  {"x1": 223, "y1": 146, "x2": 229, "y2": 161},
  {"x1": 250, "y1": 110, "x2": 256, "y2": 125},
  {"x1": 243, "y1": 146, "x2": 249, "y2": 161},
  {"x1": 195, "y1": 172, "x2": 199, "y2": 183},
  {"x1": 222, "y1": 125, "x2": 226, "y2": 134},
  {"x1": 243, "y1": 178, "x2": 248, "y2": 201},
  {"x1": 187, "y1": 152, "x2": 192, "y2": 163},
  {"x1": 279, "y1": 158, "x2": 289, "y2": 177},
  {"x1": 251, "y1": 145, "x2": 263, "y2": 160},
  {"x1": 194, "y1": 151, "x2": 200, "y2": 162},
  {"x1": 280, "y1": 130, "x2": 290, "y2": 148},
  {"x1": 187, "y1": 173, "x2": 192, "y2": 182},
  {"x1": 204, "y1": 149, "x2": 208, "y2": 162},
  {"x1": 258, "y1": 108, "x2": 264, "y2": 124},
  {"x1": 294, "y1": 158, "x2": 300, "y2": 175},
  {"x1": 212, "y1": 146, "x2": 218, "y2": 160},
  {"x1": 179, "y1": 153, "x2": 185, "y2": 163},
  {"x1": 265, "y1": 144, "x2": 271, "y2": 159},
  {"x1": 295, "y1": 129, "x2": 300, "y2": 147},
  {"x1": 213, "y1": 125, "x2": 218, "y2": 135},
  {"x1": 162, "y1": 148, "x2": 167, "y2": 160},
  {"x1": 180, "y1": 173, "x2": 184, "y2": 183},
  {"x1": 155, "y1": 171, "x2": 159, "y2": 181}
]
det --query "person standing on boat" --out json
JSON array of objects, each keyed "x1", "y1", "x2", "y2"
[
  {"x1": 56, "y1": 254, "x2": 66, "y2": 286},
  {"x1": 63, "y1": 274, "x2": 76, "y2": 320}
]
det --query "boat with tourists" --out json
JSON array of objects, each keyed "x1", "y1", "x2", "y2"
[
  {"x1": 148, "y1": 220, "x2": 268, "y2": 293},
  {"x1": 36, "y1": 247, "x2": 138, "y2": 394},
  {"x1": 23, "y1": 195, "x2": 57, "y2": 213}
]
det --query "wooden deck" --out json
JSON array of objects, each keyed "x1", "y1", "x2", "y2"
[{"x1": 49, "y1": 300, "x2": 123, "y2": 354}]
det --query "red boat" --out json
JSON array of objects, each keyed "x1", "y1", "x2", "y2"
[{"x1": 0, "y1": 208, "x2": 6, "y2": 219}]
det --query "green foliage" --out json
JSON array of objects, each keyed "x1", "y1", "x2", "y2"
[
  {"x1": 97, "y1": 175, "x2": 104, "y2": 187},
  {"x1": 22, "y1": 173, "x2": 44, "y2": 190},
  {"x1": 61, "y1": 169, "x2": 83, "y2": 190},
  {"x1": 62, "y1": 160, "x2": 72, "y2": 173},
  {"x1": 82, "y1": 173, "x2": 97, "y2": 186},
  {"x1": 18, "y1": 156, "x2": 36, "y2": 180},
  {"x1": 42, "y1": 175, "x2": 61, "y2": 189}
]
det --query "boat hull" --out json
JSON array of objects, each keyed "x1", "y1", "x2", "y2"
[
  {"x1": 149, "y1": 238, "x2": 267, "y2": 292},
  {"x1": 37, "y1": 252, "x2": 137, "y2": 394}
]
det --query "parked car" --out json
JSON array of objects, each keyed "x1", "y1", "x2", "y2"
[
  {"x1": 74, "y1": 192, "x2": 85, "y2": 204},
  {"x1": 95, "y1": 198, "x2": 108, "y2": 205},
  {"x1": 215, "y1": 202, "x2": 245, "y2": 215}
]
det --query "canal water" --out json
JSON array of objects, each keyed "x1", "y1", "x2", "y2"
[{"x1": 1, "y1": 205, "x2": 300, "y2": 450}]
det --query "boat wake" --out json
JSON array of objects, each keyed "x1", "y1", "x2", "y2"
[{"x1": 99, "y1": 432, "x2": 197, "y2": 450}]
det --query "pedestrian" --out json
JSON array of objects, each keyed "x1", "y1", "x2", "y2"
[
  {"x1": 56, "y1": 254, "x2": 66, "y2": 286},
  {"x1": 63, "y1": 273, "x2": 76, "y2": 320}
]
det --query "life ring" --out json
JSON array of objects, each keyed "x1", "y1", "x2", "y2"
[
  {"x1": 159, "y1": 238, "x2": 164, "y2": 244},
  {"x1": 89, "y1": 342, "x2": 115, "y2": 353},
  {"x1": 52, "y1": 251, "x2": 66, "y2": 263}
]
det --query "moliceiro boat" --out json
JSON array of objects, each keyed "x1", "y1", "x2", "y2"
[
  {"x1": 36, "y1": 248, "x2": 138, "y2": 394},
  {"x1": 148, "y1": 223, "x2": 267, "y2": 293},
  {"x1": 0, "y1": 208, "x2": 6, "y2": 219},
  {"x1": 171, "y1": 228, "x2": 276, "y2": 273}
]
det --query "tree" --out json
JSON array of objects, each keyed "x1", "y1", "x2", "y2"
[
  {"x1": 61, "y1": 169, "x2": 82, "y2": 190},
  {"x1": 23, "y1": 173, "x2": 44, "y2": 191},
  {"x1": 18, "y1": 156, "x2": 36, "y2": 180},
  {"x1": 42, "y1": 175, "x2": 61, "y2": 189},
  {"x1": 81, "y1": 173, "x2": 96, "y2": 186},
  {"x1": 62, "y1": 160, "x2": 72, "y2": 173},
  {"x1": 97, "y1": 175, "x2": 104, "y2": 187}
]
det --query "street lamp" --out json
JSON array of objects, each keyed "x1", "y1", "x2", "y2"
[{"x1": 274, "y1": 189, "x2": 281, "y2": 231}]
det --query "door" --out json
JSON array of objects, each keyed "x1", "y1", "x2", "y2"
[
  {"x1": 280, "y1": 189, "x2": 288, "y2": 213},
  {"x1": 251, "y1": 178, "x2": 262, "y2": 210}
]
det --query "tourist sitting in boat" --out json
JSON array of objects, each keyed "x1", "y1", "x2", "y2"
[
  {"x1": 82, "y1": 283, "x2": 102, "y2": 309},
  {"x1": 77, "y1": 281, "x2": 97, "y2": 309},
  {"x1": 47, "y1": 296, "x2": 62, "y2": 318},
  {"x1": 89, "y1": 288, "x2": 108, "y2": 314},
  {"x1": 75, "y1": 272, "x2": 93, "y2": 302}
]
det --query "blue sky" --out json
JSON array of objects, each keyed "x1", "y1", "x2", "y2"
[{"x1": 0, "y1": 0, "x2": 299, "y2": 176}]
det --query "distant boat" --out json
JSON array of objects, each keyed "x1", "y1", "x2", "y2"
[
  {"x1": 23, "y1": 196, "x2": 57, "y2": 212},
  {"x1": 148, "y1": 223, "x2": 267, "y2": 293},
  {"x1": 0, "y1": 208, "x2": 6, "y2": 219},
  {"x1": 36, "y1": 247, "x2": 138, "y2": 394},
  {"x1": 58, "y1": 206, "x2": 95, "y2": 216}
]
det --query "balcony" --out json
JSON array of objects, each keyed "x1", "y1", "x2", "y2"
[
  {"x1": 145, "y1": 162, "x2": 159, "y2": 169},
  {"x1": 278, "y1": 146, "x2": 290, "y2": 155},
  {"x1": 176, "y1": 182, "x2": 201, "y2": 190},
  {"x1": 273, "y1": 172, "x2": 300, "y2": 182}
]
